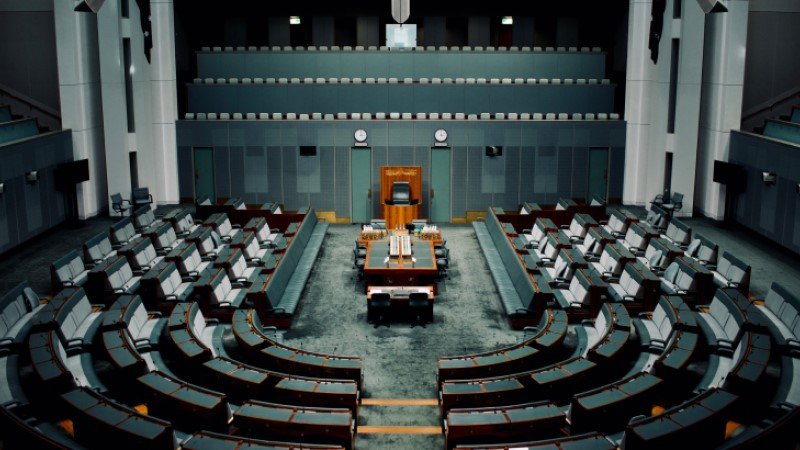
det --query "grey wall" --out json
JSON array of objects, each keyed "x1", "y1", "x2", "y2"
[
  {"x1": 186, "y1": 84, "x2": 616, "y2": 115},
  {"x1": 268, "y1": 17, "x2": 290, "y2": 46},
  {"x1": 729, "y1": 130, "x2": 800, "y2": 255},
  {"x1": 423, "y1": 17, "x2": 446, "y2": 46},
  {"x1": 312, "y1": 17, "x2": 335, "y2": 47},
  {"x1": 742, "y1": 1, "x2": 800, "y2": 114},
  {"x1": 0, "y1": 0, "x2": 60, "y2": 112},
  {"x1": 513, "y1": 17, "x2": 535, "y2": 47},
  {"x1": 356, "y1": 17, "x2": 379, "y2": 47},
  {"x1": 175, "y1": 120, "x2": 626, "y2": 219},
  {"x1": 0, "y1": 130, "x2": 73, "y2": 254},
  {"x1": 556, "y1": 18, "x2": 579, "y2": 47},
  {"x1": 468, "y1": 17, "x2": 490, "y2": 47}
]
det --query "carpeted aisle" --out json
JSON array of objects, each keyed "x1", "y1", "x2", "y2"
[{"x1": 282, "y1": 223, "x2": 518, "y2": 450}]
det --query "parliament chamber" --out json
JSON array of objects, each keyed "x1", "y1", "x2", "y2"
[{"x1": 1, "y1": 0, "x2": 800, "y2": 449}]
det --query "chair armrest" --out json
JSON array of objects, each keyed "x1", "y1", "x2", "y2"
[
  {"x1": 113, "y1": 288, "x2": 125, "y2": 294},
  {"x1": 165, "y1": 295, "x2": 177, "y2": 300},
  {"x1": 515, "y1": 308, "x2": 529, "y2": 315},
  {"x1": 270, "y1": 228, "x2": 280, "y2": 233},
  {"x1": 205, "y1": 318, "x2": 220, "y2": 325},
  {"x1": 623, "y1": 295, "x2": 635, "y2": 301},
  {"x1": 133, "y1": 270, "x2": 145, "y2": 276},
  {"x1": 232, "y1": 282, "x2": 245, "y2": 288},
  {"x1": 62, "y1": 280, "x2": 76, "y2": 287}
]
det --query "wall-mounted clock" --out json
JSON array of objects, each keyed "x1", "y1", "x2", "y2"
[
  {"x1": 354, "y1": 129, "x2": 368, "y2": 143},
  {"x1": 434, "y1": 129, "x2": 448, "y2": 142}
]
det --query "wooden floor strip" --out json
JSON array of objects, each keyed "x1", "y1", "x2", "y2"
[
  {"x1": 361, "y1": 398, "x2": 439, "y2": 406},
  {"x1": 358, "y1": 426, "x2": 442, "y2": 435}
]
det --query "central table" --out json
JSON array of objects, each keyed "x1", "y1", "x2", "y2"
[{"x1": 363, "y1": 238, "x2": 438, "y2": 292}]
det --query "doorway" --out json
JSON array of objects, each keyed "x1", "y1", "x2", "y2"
[
  {"x1": 351, "y1": 147, "x2": 372, "y2": 223},
  {"x1": 430, "y1": 147, "x2": 451, "y2": 223},
  {"x1": 193, "y1": 147, "x2": 215, "y2": 201},
  {"x1": 587, "y1": 147, "x2": 609, "y2": 202}
]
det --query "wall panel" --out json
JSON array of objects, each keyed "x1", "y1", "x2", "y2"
[{"x1": 176, "y1": 120, "x2": 627, "y2": 220}]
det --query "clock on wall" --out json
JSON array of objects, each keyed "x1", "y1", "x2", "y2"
[
  {"x1": 354, "y1": 129, "x2": 368, "y2": 143},
  {"x1": 434, "y1": 129, "x2": 448, "y2": 143}
]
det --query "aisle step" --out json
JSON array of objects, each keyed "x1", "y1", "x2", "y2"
[
  {"x1": 361, "y1": 398, "x2": 438, "y2": 406},
  {"x1": 358, "y1": 426, "x2": 441, "y2": 435}
]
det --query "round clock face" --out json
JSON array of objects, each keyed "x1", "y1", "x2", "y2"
[
  {"x1": 354, "y1": 129, "x2": 367, "y2": 142},
  {"x1": 434, "y1": 129, "x2": 448, "y2": 142}
]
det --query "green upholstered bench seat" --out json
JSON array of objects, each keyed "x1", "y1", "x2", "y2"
[{"x1": 181, "y1": 431, "x2": 345, "y2": 449}]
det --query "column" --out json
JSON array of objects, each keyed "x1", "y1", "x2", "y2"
[
  {"x1": 695, "y1": 0, "x2": 749, "y2": 219},
  {"x1": 150, "y1": 0, "x2": 180, "y2": 204},
  {"x1": 623, "y1": 0, "x2": 654, "y2": 206},
  {"x1": 97, "y1": 0, "x2": 132, "y2": 212},
  {"x1": 54, "y1": 1, "x2": 107, "y2": 218}
]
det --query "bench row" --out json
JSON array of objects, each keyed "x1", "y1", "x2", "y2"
[
  {"x1": 199, "y1": 45, "x2": 604, "y2": 53},
  {"x1": 193, "y1": 77, "x2": 612, "y2": 85},
  {"x1": 184, "y1": 112, "x2": 622, "y2": 121}
]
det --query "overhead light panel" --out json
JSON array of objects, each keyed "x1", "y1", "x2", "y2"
[
  {"x1": 501, "y1": 16, "x2": 513, "y2": 25},
  {"x1": 290, "y1": 16, "x2": 301, "y2": 25}
]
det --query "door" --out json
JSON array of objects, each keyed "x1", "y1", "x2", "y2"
[
  {"x1": 351, "y1": 147, "x2": 372, "y2": 223},
  {"x1": 193, "y1": 147, "x2": 215, "y2": 200},
  {"x1": 587, "y1": 147, "x2": 609, "y2": 202},
  {"x1": 430, "y1": 147, "x2": 451, "y2": 223}
]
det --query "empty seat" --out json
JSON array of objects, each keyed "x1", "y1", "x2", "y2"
[
  {"x1": 432, "y1": 78, "x2": 442, "y2": 84},
  {"x1": 593, "y1": 243, "x2": 634, "y2": 281},
  {"x1": 376, "y1": 112, "x2": 386, "y2": 119},
  {"x1": 608, "y1": 262, "x2": 651, "y2": 304},
  {"x1": 429, "y1": 113, "x2": 440, "y2": 119},
  {"x1": 685, "y1": 234, "x2": 719, "y2": 267},
  {"x1": 419, "y1": 77, "x2": 429, "y2": 84},
  {"x1": 83, "y1": 233, "x2": 117, "y2": 267},
  {"x1": 712, "y1": 251, "x2": 751, "y2": 292},
  {"x1": 0, "y1": 282, "x2": 44, "y2": 351},
  {"x1": 558, "y1": 113, "x2": 569, "y2": 120},
  {"x1": 416, "y1": 113, "x2": 427, "y2": 119},
  {"x1": 546, "y1": 113, "x2": 556, "y2": 120},
  {"x1": 118, "y1": 237, "x2": 164, "y2": 273},
  {"x1": 495, "y1": 113, "x2": 506, "y2": 120},
  {"x1": 366, "y1": 77, "x2": 376, "y2": 84},
  {"x1": 285, "y1": 113, "x2": 297, "y2": 120},
  {"x1": 610, "y1": 113, "x2": 621, "y2": 120},
  {"x1": 592, "y1": 46, "x2": 602, "y2": 52},
  {"x1": 401, "y1": 112, "x2": 412, "y2": 120},
  {"x1": 441, "y1": 112, "x2": 452, "y2": 119},
  {"x1": 476, "y1": 78, "x2": 486, "y2": 84},
  {"x1": 389, "y1": 112, "x2": 400, "y2": 119},
  {"x1": 696, "y1": 289, "x2": 746, "y2": 355},
  {"x1": 660, "y1": 257, "x2": 700, "y2": 296},
  {"x1": 215, "y1": 78, "x2": 225, "y2": 84},
  {"x1": 468, "y1": 114, "x2": 478, "y2": 120},
  {"x1": 539, "y1": 79, "x2": 550, "y2": 85},
  {"x1": 350, "y1": 113, "x2": 362, "y2": 119},
  {"x1": 663, "y1": 218, "x2": 692, "y2": 247},
  {"x1": 184, "y1": 113, "x2": 195, "y2": 120},
  {"x1": 311, "y1": 112, "x2": 322, "y2": 120},
  {"x1": 552, "y1": 78, "x2": 562, "y2": 84},
  {"x1": 218, "y1": 113, "x2": 230, "y2": 120},
  {"x1": 508, "y1": 112, "x2": 519, "y2": 120},
  {"x1": 480, "y1": 113, "x2": 491, "y2": 120},
  {"x1": 465, "y1": 78, "x2": 476, "y2": 84},
  {"x1": 207, "y1": 113, "x2": 218, "y2": 120},
  {"x1": 521, "y1": 113, "x2": 532, "y2": 120},
  {"x1": 203, "y1": 269, "x2": 248, "y2": 308},
  {"x1": 51, "y1": 250, "x2": 90, "y2": 291}
]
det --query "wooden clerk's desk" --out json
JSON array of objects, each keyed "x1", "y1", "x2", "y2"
[
  {"x1": 380, "y1": 166, "x2": 422, "y2": 229},
  {"x1": 382, "y1": 203, "x2": 420, "y2": 231},
  {"x1": 362, "y1": 237, "x2": 438, "y2": 293}
]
